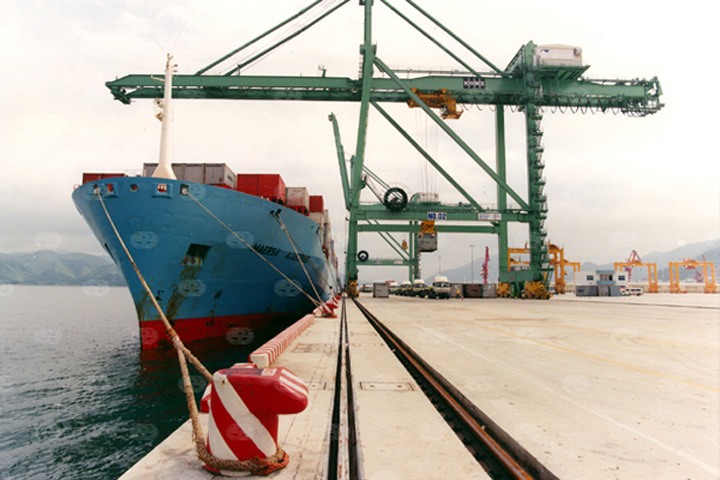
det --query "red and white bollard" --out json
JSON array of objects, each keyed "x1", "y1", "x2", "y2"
[{"x1": 205, "y1": 363, "x2": 309, "y2": 475}]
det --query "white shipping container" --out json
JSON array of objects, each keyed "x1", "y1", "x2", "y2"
[
  {"x1": 182, "y1": 164, "x2": 206, "y2": 184},
  {"x1": 142, "y1": 163, "x2": 236, "y2": 188},
  {"x1": 373, "y1": 282, "x2": 390, "y2": 298},
  {"x1": 204, "y1": 163, "x2": 236, "y2": 188},
  {"x1": 143, "y1": 163, "x2": 158, "y2": 177},
  {"x1": 309, "y1": 212, "x2": 324, "y2": 227},
  {"x1": 286, "y1": 187, "x2": 310, "y2": 208},
  {"x1": 323, "y1": 209, "x2": 331, "y2": 235}
]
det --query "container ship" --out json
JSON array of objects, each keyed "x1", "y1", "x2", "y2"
[
  {"x1": 72, "y1": 168, "x2": 338, "y2": 349},
  {"x1": 72, "y1": 57, "x2": 338, "y2": 349}
]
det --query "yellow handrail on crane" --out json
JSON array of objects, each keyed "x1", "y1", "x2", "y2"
[
  {"x1": 614, "y1": 250, "x2": 659, "y2": 293},
  {"x1": 669, "y1": 259, "x2": 717, "y2": 294}
]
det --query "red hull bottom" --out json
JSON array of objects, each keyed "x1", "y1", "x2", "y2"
[{"x1": 139, "y1": 312, "x2": 294, "y2": 350}]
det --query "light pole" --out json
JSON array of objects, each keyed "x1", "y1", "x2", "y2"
[
  {"x1": 438, "y1": 256, "x2": 442, "y2": 275},
  {"x1": 470, "y1": 244, "x2": 475, "y2": 283}
]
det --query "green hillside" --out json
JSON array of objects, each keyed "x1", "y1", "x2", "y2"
[{"x1": 0, "y1": 251, "x2": 125, "y2": 286}]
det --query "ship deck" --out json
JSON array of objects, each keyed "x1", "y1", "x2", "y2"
[{"x1": 119, "y1": 293, "x2": 720, "y2": 479}]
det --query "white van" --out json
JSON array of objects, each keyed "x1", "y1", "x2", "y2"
[{"x1": 624, "y1": 287, "x2": 643, "y2": 296}]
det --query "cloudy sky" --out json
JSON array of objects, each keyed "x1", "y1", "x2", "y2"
[{"x1": 1, "y1": 0, "x2": 718, "y2": 281}]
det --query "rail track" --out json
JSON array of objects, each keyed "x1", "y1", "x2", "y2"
[{"x1": 353, "y1": 299, "x2": 557, "y2": 480}]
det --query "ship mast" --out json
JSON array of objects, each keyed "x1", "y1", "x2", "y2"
[{"x1": 153, "y1": 54, "x2": 177, "y2": 180}]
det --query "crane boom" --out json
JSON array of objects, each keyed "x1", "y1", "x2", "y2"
[{"x1": 107, "y1": 70, "x2": 661, "y2": 116}]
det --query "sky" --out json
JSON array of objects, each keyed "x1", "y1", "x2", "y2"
[{"x1": 1, "y1": 0, "x2": 718, "y2": 282}]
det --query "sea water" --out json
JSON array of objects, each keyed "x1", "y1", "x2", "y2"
[{"x1": 0, "y1": 285, "x2": 273, "y2": 480}]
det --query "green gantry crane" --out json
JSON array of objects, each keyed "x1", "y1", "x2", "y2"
[{"x1": 106, "y1": 0, "x2": 662, "y2": 299}]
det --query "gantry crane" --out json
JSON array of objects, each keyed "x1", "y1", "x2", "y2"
[
  {"x1": 105, "y1": 0, "x2": 662, "y2": 298},
  {"x1": 669, "y1": 259, "x2": 717, "y2": 294},
  {"x1": 502, "y1": 243, "x2": 576, "y2": 297},
  {"x1": 614, "y1": 250, "x2": 659, "y2": 293}
]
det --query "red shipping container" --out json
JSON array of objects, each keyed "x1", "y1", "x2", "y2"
[
  {"x1": 258, "y1": 174, "x2": 286, "y2": 204},
  {"x1": 236, "y1": 174, "x2": 286, "y2": 204},
  {"x1": 82, "y1": 172, "x2": 125, "y2": 184},
  {"x1": 236, "y1": 174, "x2": 258, "y2": 195},
  {"x1": 309, "y1": 195, "x2": 324, "y2": 213}
]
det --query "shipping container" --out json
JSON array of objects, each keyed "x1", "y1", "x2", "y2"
[
  {"x1": 288, "y1": 205, "x2": 309, "y2": 216},
  {"x1": 309, "y1": 212, "x2": 324, "y2": 228},
  {"x1": 205, "y1": 164, "x2": 236, "y2": 189},
  {"x1": 142, "y1": 163, "x2": 236, "y2": 188},
  {"x1": 286, "y1": 187, "x2": 310, "y2": 210},
  {"x1": 373, "y1": 282, "x2": 390, "y2": 298},
  {"x1": 236, "y1": 174, "x2": 287, "y2": 204},
  {"x1": 482, "y1": 284, "x2": 498, "y2": 298},
  {"x1": 82, "y1": 172, "x2": 126, "y2": 184},
  {"x1": 463, "y1": 283, "x2": 482, "y2": 298},
  {"x1": 259, "y1": 174, "x2": 286, "y2": 204},
  {"x1": 309, "y1": 195, "x2": 324, "y2": 213},
  {"x1": 418, "y1": 233, "x2": 437, "y2": 252}
]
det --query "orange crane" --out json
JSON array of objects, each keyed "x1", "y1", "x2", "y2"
[
  {"x1": 669, "y1": 258, "x2": 717, "y2": 294},
  {"x1": 614, "y1": 250, "x2": 659, "y2": 293}
]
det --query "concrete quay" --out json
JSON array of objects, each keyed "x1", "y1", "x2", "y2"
[
  {"x1": 357, "y1": 293, "x2": 720, "y2": 479},
  {"x1": 119, "y1": 293, "x2": 719, "y2": 479}
]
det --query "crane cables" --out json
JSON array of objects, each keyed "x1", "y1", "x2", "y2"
[{"x1": 199, "y1": 0, "x2": 350, "y2": 76}]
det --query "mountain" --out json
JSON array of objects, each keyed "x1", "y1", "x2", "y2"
[{"x1": 0, "y1": 251, "x2": 125, "y2": 286}]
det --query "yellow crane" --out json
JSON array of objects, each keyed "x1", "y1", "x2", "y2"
[
  {"x1": 505, "y1": 243, "x2": 576, "y2": 295},
  {"x1": 614, "y1": 250, "x2": 659, "y2": 293},
  {"x1": 669, "y1": 259, "x2": 717, "y2": 294}
]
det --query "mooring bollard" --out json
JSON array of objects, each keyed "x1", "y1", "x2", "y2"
[{"x1": 205, "y1": 363, "x2": 309, "y2": 474}]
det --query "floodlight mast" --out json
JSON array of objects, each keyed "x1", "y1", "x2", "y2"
[{"x1": 106, "y1": 0, "x2": 662, "y2": 298}]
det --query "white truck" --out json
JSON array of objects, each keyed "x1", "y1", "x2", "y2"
[
  {"x1": 412, "y1": 279, "x2": 428, "y2": 297},
  {"x1": 428, "y1": 275, "x2": 451, "y2": 299}
]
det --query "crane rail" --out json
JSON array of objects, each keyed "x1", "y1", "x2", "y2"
[{"x1": 353, "y1": 299, "x2": 558, "y2": 480}]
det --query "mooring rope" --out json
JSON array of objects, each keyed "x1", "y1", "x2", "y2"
[
  {"x1": 271, "y1": 212, "x2": 336, "y2": 292},
  {"x1": 271, "y1": 211, "x2": 323, "y2": 304},
  {"x1": 95, "y1": 189, "x2": 289, "y2": 475},
  {"x1": 182, "y1": 187, "x2": 322, "y2": 308}
]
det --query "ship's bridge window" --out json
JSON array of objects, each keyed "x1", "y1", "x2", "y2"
[{"x1": 182, "y1": 244, "x2": 211, "y2": 267}]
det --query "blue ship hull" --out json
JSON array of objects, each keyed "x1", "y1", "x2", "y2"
[{"x1": 72, "y1": 176, "x2": 337, "y2": 349}]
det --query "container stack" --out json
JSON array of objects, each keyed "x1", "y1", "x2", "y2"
[
  {"x1": 142, "y1": 163, "x2": 237, "y2": 189},
  {"x1": 309, "y1": 195, "x2": 325, "y2": 228}
]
